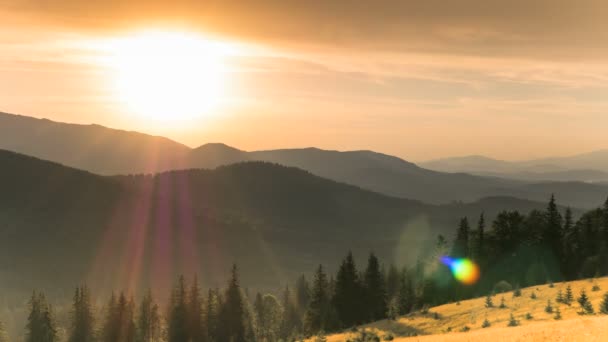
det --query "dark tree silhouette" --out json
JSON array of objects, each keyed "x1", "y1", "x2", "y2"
[
  {"x1": 68, "y1": 285, "x2": 95, "y2": 342},
  {"x1": 26, "y1": 291, "x2": 57, "y2": 342}
]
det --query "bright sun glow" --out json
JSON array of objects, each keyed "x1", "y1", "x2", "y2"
[{"x1": 102, "y1": 31, "x2": 235, "y2": 122}]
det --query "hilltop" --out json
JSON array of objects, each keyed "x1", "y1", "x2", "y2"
[{"x1": 320, "y1": 277, "x2": 608, "y2": 341}]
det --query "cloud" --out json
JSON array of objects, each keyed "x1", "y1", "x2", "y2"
[{"x1": 3, "y1": 0, "x2": 608, "y2": 60}]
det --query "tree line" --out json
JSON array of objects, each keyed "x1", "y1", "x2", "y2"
[
  {"x1": 424, "y1": 195, "x2": 608, "y2": 305},
  {"x1": 2, "y1": 196, "x2": 608, "y2": 341}
]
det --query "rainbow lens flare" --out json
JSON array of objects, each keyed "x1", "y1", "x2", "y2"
[{"x1": 440, "y1": 257, "x2": 480, "y2": 285}]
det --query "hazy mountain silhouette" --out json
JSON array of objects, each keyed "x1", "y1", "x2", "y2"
[
  {"x1": 422, "y1": 153, "x2": 608, "y2": 183},
  {"x1": 0, "y1": 149, "x2": 572, "y2": 293},
  {"x1": 0, "y1": 112, "x2": 191, "y2": 174},
  {"x1": 1, "y1": 111, "x2": 607, "y2": 208}
]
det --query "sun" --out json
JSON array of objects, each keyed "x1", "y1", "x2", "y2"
[{"x1": 103, "y1": 31, "x2": 232, "y2": 122}]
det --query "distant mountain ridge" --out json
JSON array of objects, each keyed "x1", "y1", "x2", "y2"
[
  {"x1": 421, "y1": 153, "x2": 608, "y2": 183},
  {"x1": 1, "y1": 111, "x2": 607, "y2": 208}
]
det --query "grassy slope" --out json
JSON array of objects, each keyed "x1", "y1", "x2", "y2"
[{"x1": 322, "y1": 277, "x2": 608, "y2": 341}]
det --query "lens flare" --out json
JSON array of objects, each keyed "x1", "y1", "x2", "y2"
[{"x1": 440, "y1": 257, "x2": 480, "y2": 285}]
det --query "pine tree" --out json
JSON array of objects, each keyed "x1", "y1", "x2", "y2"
[
  {"x1": 68, "y1": 285, "x2": 95, "y2": 342},
  {"x1": 333, "y1": 252, "x2": 363, "y2": 327},
  {"x1": 476, "y1": 213, "x2": 485, "y2": 261},
  {"x1": 187, "y1": 277, "x2": 205, "y2": 342},
  {"x1": 453, "y1": 217, "x2": 470, "y2": 257},
  {"x1": 136, "y1": 289, "x2": 161, "y2": 342},
  {"x1": 218, "y1": 264, "x2": 251, "y2": 342},
  {"x1": 599, "y1": 292, "x2": 608, "y2": 314},
  {"x1": 295, "y1": 275, "x2": 311, "y2": 317},
  {"x1": 481, "y1": 317, "x2": 491, "y2": 328},
  {"x1": 279, "y1": 285, "x2": 301, "y2": 340},
  {"x1": 386, "y1": 264, "x2": 400, "y2": 301},
  {"x1": 507, "y1": 313, "x2": 519, "y2": 327},
  {"x1": 102, "y1": 293, "x2": 117, "y2": 342},
  {"x1": 363, "y1": 253, "x2": 388, "y2": 322},
  {"x1": 205, "y1": 289, "x2": 220, "y2": 341},
  {"x1": 26, "y1": 291, "x2": 58, "y2": 342},
  {"x1": 255, "y1": 294, "x2": 283, "y2": 341},
  {"x1": 499, "y1": 297, "x2": 507, "y2": 309},
  {"x1": 545, "y1": 300, "x2": 553, "y2": 313},
  {"x1": 253, "y1": 293, "x2": 264, "y2": 339},
  {"x1": 167, "y1": 276, "x2": 189, "y2": 342},
  {"x1": 103, "y1": 293, "x2": 135, "y2": 342},
  {"x1": 556, "y1": 289, "x2": 564, "y2": 303},
  {"x1": 305, "y1": 265, "x2": 331, "y2": 334},
  {"x1": 565, "y1": 285, "x2": 574, "y2": 305},
  {"x1": 544, "y1": 194, "x2": 564, "y2": 263},
  {"x1": 484, "y1": 294, "x2": 493, "y2": 308},
  {"x1": 554, "y1": 306, "x2": 562, "y2": 320},
  {"x1": 397, "y1": 268, "x2": 414, "y2": 315},
  {"x1": 578, "y1": 289, "x2": 594, "y2": 314},
  {"x1": 513, "y1": 284, "x2": 521, "y2": 297},
  {"x1": 387, "y1": 296, "x2": 400, "y2": 321},
  {"x1": 530, "y1": 291, "x2": 537, "y2": 299}
]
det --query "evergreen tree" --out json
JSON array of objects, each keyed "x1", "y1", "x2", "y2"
[
  {"x1": 187, "y1": 277, "x2": 205, "y2": 342},
  {"x1": 481, "y1": 317, "x2": 491, "y2": 328},
  {"x1": 279, "y1": 285, "x2": 301, "y2": 340},
  {"x1": 102, "y1": 293, "x2": 117, "y2": 342},
  {"x1": 507, "y1": 313, "x2": 519, "y2": 327},
  {"x1": 136, "y1": 289, "x2": 161, "y2": 342},
  {"x1": 68, "y1": 285, "x2": 95, "y2": 342},
  {"x1": 102, "y1": 292, "x2": 135, "y2": 342},
  {"x1": 253, "y1": 293, "x2": 264, "y2": 339},
  {"x1": 305, "y1": 265, "x2": 331, "y2": 334},
  {"x1": 599, "y1": 292, "x2": 608, "y2": 314},
  {"x1": 453, "y1": 217, "x2": 470, "y2": 258},
  {"x1": 565, "y1": 285, "x2": 574, "y2": 305},
  {"x1": 295, "y1": 275, "x2": 311, "y2": 317},
  {"x1": 167, "y1": 276, "x2": 189, "y2": 342},
  {"x1": 513, "y1": 284, "x2": 521, "y2": 297},
  {"x1": 544, "y1": 194, "x2": 563, "y2": 263},
  {"x1": 205, "y1": 289, "x2": 221, "y2": 341},
  {"x1": 484, "y1": 294, "x2": 493, "y2": 308},
  {"x1": 255, "y1": 294, "x2": 283, "y2": 341},
  {"x1": 363, "y1": 253, "x2": 388, "y2": 322},
  {"x1": 218, "y1": 265, "x2": 250, "y2": 342},
  {"x1": 476, "y1": 213, "x2": 485, "y2": 261},
  {"x1": 386, "y1": 264, "x2": 400, "y2": 301},
  {"x1": 556, "y1": 289, "x2": 563, "y2": 303},
  {"x1": 499, "y1": 297, "x2": 507, "y2": 309},
  {"x1": 397, "y1": 268, "x2": 414, "y2": 314},
  {"x1": 26, "y1": 291, "x2": 58, "y2": 342},
  {"x1": 545, "y1": 300, "x2": 553, "y2": 313},
  {"x1": 578, "y1": 289, "x2": 594, "y2": 314},
  {"x1": 333, "y1": 252, "x2": 363, "y2": 327},
  {"x1": 554, "y1": 306, "x2": 562, "y2": 320}
]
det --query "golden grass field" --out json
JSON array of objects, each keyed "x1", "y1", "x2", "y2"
[{"x1": 320, "y1": 277, "x2": 608, "y2": 341}]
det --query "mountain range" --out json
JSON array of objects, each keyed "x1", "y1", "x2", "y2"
[
  {"x1": 1, "y1": 111, "x2": 607, "y2": 208},
  {"x1": 421, "y1": 154, "x2": 608, "y2": 183},
  {"x1": 0, "y1": 149, "x2": 578, "y2": 295}
]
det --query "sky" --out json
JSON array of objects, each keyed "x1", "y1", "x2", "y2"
[{"x1": 1, "y1": 0, "x2": 608, "y2": 161}]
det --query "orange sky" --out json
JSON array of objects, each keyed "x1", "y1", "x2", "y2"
[{"x1": 1, "y1": 1, "x2": 608, "y2": 161}]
